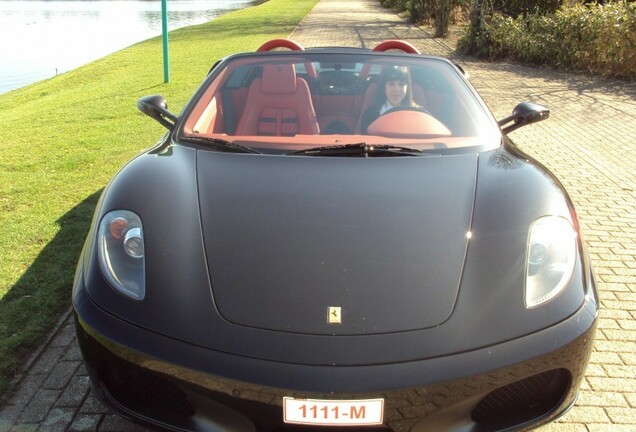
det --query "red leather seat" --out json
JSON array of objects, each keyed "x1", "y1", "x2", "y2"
[{"x1": 235, "y1": 63, "x2": 320, "y2": 136}]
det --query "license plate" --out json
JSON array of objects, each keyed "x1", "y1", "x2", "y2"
[{"x1": 283, "y1": 397, "x2": 384, "y2": 426}]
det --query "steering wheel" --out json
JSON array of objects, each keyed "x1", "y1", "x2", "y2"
[
  {"x1": 368, "y1": 106, "x2": 451, "y2": 138},
  {"x1": 381, "y1": 105, "x2": 431, "y2": 116}
]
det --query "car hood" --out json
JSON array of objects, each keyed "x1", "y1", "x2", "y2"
[{"x1": 197, "y1": 152, "x2": 477, "y2": 335}]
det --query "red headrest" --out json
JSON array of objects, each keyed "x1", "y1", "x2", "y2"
[{"x1": 261, "y1": 63, "x2": 297, "y2": 94}]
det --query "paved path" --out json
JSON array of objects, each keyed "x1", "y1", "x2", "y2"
[{"x1": 2, "y1": 0, "x2": 635, "y2": 431}]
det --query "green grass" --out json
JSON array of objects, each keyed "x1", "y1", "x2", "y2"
[{"x1": 0, "y1": 0, "x2": 319, "y2": 399}]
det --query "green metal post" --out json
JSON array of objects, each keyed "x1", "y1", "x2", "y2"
[{"x1": 161, "y1": 0, "x2": 170, "y2": 83}]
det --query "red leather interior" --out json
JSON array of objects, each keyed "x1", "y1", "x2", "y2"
[
  {"x1": 367, "y1": 110, "x2": 451, "y2": 138},
  {"x1": 235, "y1": 64, "x2": 320, "y2": 136}
]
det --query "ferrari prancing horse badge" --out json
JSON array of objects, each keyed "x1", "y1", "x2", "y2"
[{"x1": 328, "y1": 306, "x2": 342, "y2": 324}]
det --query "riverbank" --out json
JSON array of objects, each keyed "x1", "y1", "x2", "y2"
[
  {"x1": 0, "y1": 0, "x2": 319, "y2": 399},
  {"x1": 0, "y1": 0, "x2": 261, "y2": 95}
]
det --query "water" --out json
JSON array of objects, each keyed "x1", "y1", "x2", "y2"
[{"x1": 0, "y1": 0, "x2": 256, "y2": 94}]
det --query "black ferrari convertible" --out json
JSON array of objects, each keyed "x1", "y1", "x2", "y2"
[{"x1": 73, "y1": 39, "x2": 598, "y2": 432}]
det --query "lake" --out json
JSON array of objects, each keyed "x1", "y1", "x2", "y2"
[{"x1": 0, "y1": 0, "x2": 257, "y2": 94}]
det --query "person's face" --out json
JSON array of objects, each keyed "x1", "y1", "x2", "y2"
[{"x1": 385, "y1": 79, "x2": 408, "y2": 106}]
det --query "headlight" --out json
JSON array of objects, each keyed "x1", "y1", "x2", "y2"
[
  {"x1": 525, "y1": 216, "x2": 576, "y2": 308},
  {"x1": 97, "y1": 210, "x2": 145, "y2": 300}
]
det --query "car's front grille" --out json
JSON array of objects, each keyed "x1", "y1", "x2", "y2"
[
  {"x1": 77, "y1": 315, "x2": 593, "y2": 432},
  {"x1": 471, "y1": 368, "x2": 571, "y2": 430}
]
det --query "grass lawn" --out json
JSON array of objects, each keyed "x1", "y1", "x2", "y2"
[{"x1": 0, "y1": 0, "x2": 319, "y2": 399}]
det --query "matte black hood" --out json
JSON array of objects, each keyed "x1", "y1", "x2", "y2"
[{"x1": 197, "y1": 152, "x2": 478, "y2": 335}]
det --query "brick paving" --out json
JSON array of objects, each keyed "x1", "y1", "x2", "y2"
[{"x1": 1, "y1": 0, "x2": 635, "y2": 431}]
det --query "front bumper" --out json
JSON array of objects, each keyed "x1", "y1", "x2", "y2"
[{"x1": 74, "y1": 281, "x2": 597, "y2": 432}]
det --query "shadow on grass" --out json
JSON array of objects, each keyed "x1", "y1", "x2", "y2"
[{"x1": 0, "y1": 190, "x2": 102, "y2": 400}]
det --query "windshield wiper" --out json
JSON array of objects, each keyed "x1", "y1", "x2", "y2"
[
  {"x1": 288, "y1": 143, "x2": 425, "y2": 157},
  {"x1": 179, "y1": 136, "x2": 262, "y2": 154}
]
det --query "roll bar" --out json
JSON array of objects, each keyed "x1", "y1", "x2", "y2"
[{"x1": 257, "y1": 39, "x2": 305, "y2": 52}]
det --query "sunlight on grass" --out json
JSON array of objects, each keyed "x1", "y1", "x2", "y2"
[{"x1": 0, "y1": 0, "x2": 319, "y2": 397}]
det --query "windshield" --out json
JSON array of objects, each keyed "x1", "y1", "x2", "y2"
[{"x1": 180, "y1": 52, "x2": 501, "y2": 154}]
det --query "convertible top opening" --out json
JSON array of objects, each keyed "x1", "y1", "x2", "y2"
[{"x1": 179, "y1": 39, "x2": 501, "y2": 154}]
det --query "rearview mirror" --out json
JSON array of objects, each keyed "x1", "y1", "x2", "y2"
[
  {"x1": 137, "y1": 95, "x2": 178, "y2": 131},
  {"x1": 498, "y1": 102, "x2": 550, "y2": 135}
]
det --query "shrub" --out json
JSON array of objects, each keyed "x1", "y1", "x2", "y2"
[
  {"x1": 380, "y1": 0, "x2": 410, "y2": 11},
  {"x1": 458, "y1": 1, "x2": 636, "y2": 80},
  {"x1": 381, "y1": 0, "x2": 471, "y2": 36},
  {"x1": 492, "y1": 0, "x2": 564, "y2": 17},
  {"x1": 408, "y1": 1, "x2": 451, "y2": 35}
]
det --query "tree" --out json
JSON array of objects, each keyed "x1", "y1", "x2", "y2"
[
  {"x1": 457, "y1": 0, "x2": 493, "y2": 54},
  {"x1": 408, "y1": 0, "x2": 456, "y2": 37},
  {"x1": 435, "y1": 0, "x2": 453, "y2": 36}
]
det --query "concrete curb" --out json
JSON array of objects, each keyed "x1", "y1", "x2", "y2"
[{"x1": 0, "y1": 308, "x2": 74, "y2": 408}]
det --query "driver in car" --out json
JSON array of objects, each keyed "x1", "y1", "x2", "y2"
[{"x1": 360, "y1": 65, "x2": 420, "y2": 134}]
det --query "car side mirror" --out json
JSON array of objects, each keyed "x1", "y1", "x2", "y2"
[
  {"x1": 137, "y1": 95, "x2": 178, "y2": 131},
  {"x1": 498, "y1": 102, "x2": 550, "y2": 135},
  {"x1": 454, "y1": 63, "x2": 469, "y2": 79}
]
